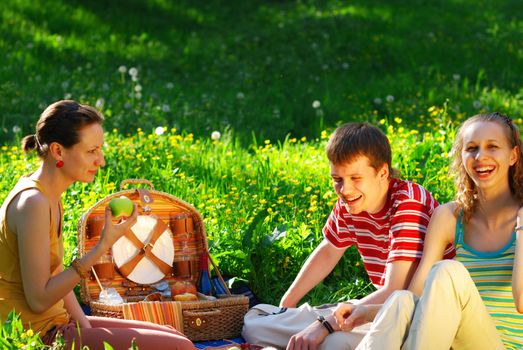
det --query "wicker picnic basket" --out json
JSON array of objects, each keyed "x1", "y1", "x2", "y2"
[{"x1": 77, "y1": 179, "x2": 249, "y2": 341}]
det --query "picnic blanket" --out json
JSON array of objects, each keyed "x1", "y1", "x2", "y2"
[
  {"x1": 195, "y1": 337, "x2": 266, "y2": 350},
  {"x1": 194, "y1": 337, "x2": 244, "y2": 349}
]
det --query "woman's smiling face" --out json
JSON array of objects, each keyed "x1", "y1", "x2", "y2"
[{"x1": 461, "y1": 120, "x2": 517, "y2": 190}]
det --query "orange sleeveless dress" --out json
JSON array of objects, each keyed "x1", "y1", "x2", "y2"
[{"x1": 0, "y1": 176, "x2": 69, "y2": 336}]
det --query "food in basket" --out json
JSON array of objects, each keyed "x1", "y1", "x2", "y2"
[
  {"x1": 109, "y1": 196, "x2": 134, "y2": 218},
  {"x1": 173, "y1": 292, "x2": 197, "y2": 301},
  {"x1": 171, "y1": 281, "x2": 197, "y2": 297},
  {"x1": 98, "y1": 287, "x2": 124, "y2": 305},
  {"x1": 144, "y1": 292, "x2": 164, "y2": 301}
]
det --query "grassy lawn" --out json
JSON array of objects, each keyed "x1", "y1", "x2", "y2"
[
  {"x1": 0, "y1": 0, "x2": 522, "y2": 347},
  {"x1": 0, "y1": 0, "x2": 521, "y2": 143}
]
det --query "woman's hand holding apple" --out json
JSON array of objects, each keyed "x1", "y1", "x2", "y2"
[{"x1": 98, "y1": 200, "x2": 139, "y2": 251}]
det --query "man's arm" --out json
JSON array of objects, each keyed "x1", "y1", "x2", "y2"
[
  {"x1": 355, "y1": 259, "x2": 419, "y2": 305},
  {"x1": 280, "y1": 239, "x2": 347, "y2": 307}
]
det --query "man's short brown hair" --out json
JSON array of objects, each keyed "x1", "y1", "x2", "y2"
[{"x1": 326, "y1": 122, "x2": 392, "y2": 174}]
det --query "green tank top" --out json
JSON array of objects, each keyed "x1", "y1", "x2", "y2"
[{"x1": 455, "y1": 213, "x2": 523, "y2": 349}]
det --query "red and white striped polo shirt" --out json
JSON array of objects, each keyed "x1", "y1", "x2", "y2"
[{"x1": 323, "y1": 178, "x2": 455, "y2": 288}]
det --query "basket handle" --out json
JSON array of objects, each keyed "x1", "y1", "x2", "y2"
[
  {"x1": 208, "y1": 254, "x2": 232, "y2": 296},
  {"x1": 120, "y1": 179, "x2": 155, "y2": 190},
  {"x1": 183, "y1": 309, "x2": 221, "y2": 317},
  {"x1": 184, "y1": 309, "x2": 221, "y2": 330}
]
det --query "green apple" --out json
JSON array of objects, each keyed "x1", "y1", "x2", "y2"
[{"x1": 109, "y1": 196, "x2": 134, "y2": 218}]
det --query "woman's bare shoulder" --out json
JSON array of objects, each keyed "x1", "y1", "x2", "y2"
[
  {"x1": 430, "y1": 202, "x2": 459, "y2": 242},
  {"x1": 434, "y1": 201, "x2": 459, "y2": 219},
  {"x1": 12, "y1": 188, "x2": 48, "y2": 211},
  {"x1": 7, "y1": 189, "x2": 49, "y2": 232}
]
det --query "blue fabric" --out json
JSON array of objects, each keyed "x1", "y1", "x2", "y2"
[{"x1": 194, "y1": 337, "x2": 245, "y2": 349}]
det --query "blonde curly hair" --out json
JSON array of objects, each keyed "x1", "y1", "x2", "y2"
[{"x1": 450, "y1": 112, "x2": 523, "y2": 221}]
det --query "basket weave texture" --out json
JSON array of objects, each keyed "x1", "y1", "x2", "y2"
[
  {"x1": 77, "y1": 179, "x2": 249, "y2": 341},
  {"x1": 90, "y1": 295, "x2": 248, "y2": 341}
]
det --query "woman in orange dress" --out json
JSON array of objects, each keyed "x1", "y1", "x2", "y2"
[{"x1": 0, "y1": 100, "x2": 194, "y2": 349}]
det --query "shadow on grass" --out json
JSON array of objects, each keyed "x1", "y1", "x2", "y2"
[{"x1": 1, "y1": 0, "x2": 521, "y2": 143}]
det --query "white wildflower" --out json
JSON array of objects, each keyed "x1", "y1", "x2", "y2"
[
  {"x1": 312, "y1": 100, "x2": 321, "y2": 109},
  {"x1": 95, "y1": 98, "x2": 104, "y2": 109},
  {"x1": 118, "y1": 65, "x2": 127, "y2": 74},
  {"x1": 154, "y1": 127, "x2": 165, "y2": 136},
  {"x1": 166, "y1": 82, "x2": 174, "y2": 89},
  {"x1": 473, "y1": 100, "x2": 481, "y2": 109},
  {"x1": 12, "y1": 125, "x2": 21, "y2": 133},
  {"x1": 211, "y1": 131, "x2": 221, "y2": 141},
  {"x1": 373, "y1": 97, "x2": 382, "y2": 105},
  {"x1": 236, "y1": 92, "x2": 245, "y2": 99},
  {"x1": 129, "y1": 67, "x2": 138, "y2": 77},
  {"x1": 453, "y1": 74, "x2": 460, "y2": 81},
  {"x1": 134, "y1": 84, "x2": 142, "y2": 92},
  {"x1": 386, "y1": 95, "x2": 395, "y2": 103}
]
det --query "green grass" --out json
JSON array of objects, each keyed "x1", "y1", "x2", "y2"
[
  {"x1": 0, "y1": 0, "x2": 522, "y2": 143},
  {"x1": 1, "y1": 0, "x2": 522, "y2": 346},
  {"x1": 0, "y1": 115, "x2": 455, "y2": 307},
  {"x1": 0, "y1": 116, "x2": 456, "y2": 345}
]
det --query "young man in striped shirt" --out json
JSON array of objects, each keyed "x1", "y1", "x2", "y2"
[{"x1": 279, "y1": 122, "x2": 454, "y2": 350}]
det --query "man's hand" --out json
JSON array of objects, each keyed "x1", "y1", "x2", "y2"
[
  {"x1": 333, "y1": 303, "x2": 378, "y2": 332},
  {"x1": 286, "y1": 318, "x2": 330, "y2": 350}
]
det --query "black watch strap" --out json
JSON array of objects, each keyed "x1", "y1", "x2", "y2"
[{"x1": 317, "y1": 315, "x2": 334, "y2": 334}]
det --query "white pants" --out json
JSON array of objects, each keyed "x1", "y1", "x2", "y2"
[
  {"x1": 242, "y1": 302, "x2": 370, "y2": 349},
  {"x1": 357, "y1": 260, "x2": 505, "y2": 350}
]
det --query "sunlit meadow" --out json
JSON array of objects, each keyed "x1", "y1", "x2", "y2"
[
  {"x1": 1, "y1": 0, "x2": 522, "y2": 144},
  {"x1": 0, "y1": 112, "x2": 456, "y2": 307},
  {"x1": 1, "y1": 0, "x2": 522, "y2": 346}
]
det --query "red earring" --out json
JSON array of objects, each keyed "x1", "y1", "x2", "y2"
[{"x1": 56, "y1": 160, "x2": 64, "y2": 168}]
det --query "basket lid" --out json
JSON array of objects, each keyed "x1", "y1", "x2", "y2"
[{"x1": 112, "y1": 215, "x2": 174, "y2": 284}]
